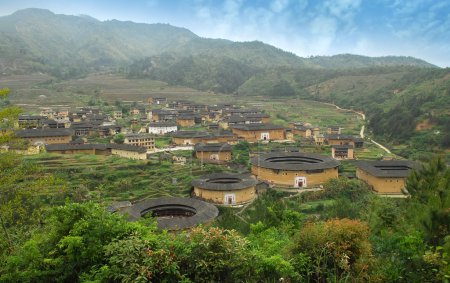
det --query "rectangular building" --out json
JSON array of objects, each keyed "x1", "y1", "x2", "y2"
[
  {"x1": 355, "y1": 160, "x2": 418, "y2": 195},
  {"x1": 230, "y1": 124, "x2": 285, "y2": 142},
  {"x1": 15, "y1": 129, "x2": 73, "y2": 145},
  {"x1": 124, "y1": 133, "x2": 155, "y2": 151}
]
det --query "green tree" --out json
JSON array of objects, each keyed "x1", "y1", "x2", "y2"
[
  {"x1": 0, "y1": 88, "x2": 22, "y2": 144},
  {"x1": 1, "y1": 202, "x2": 134, "y2": 282},
  {"x1": 289, "y1": 219, "x2": 374, "y2": 282},
  {"x1": 113, "y1": 133, "x2": 125, "y2": 144},
  {"x1": 180, "y1": 227, "x2": 251, "y2": 282},
  {"x1": 246, "y1": 222, "x2": 300, "y2": 281},
  {"x1": 271, "y1": 80, "x2": 295, "y2": 97},
  {"x1": 406, "y1": 157, "x2": 450, "y2": 245}
]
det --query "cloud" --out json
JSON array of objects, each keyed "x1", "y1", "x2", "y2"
[
  {"x1": 310, "y1": 16, "x2": 337, "y2": 35},
  {"x1": 270, "y1": 0, "x2": 290, "y2": 13},
  {"x1": 195, "y1": 6, "x2": 211, "y2": 19},
  {"x1": 324, "y1": 0, "x2": 361, "y2": 21}
]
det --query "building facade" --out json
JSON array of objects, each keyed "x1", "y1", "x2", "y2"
[
  {"x1": 192, "y1": 173, "x2": 257, "y2": 205},
  {"x1": 171, "y1": 131, "x2": 210, "y2": 145},
  {"x1": 251, "y1": 152, "x2": 340, "y2": 188},
  {"x1": 194, "y1": 143, "x2": 232, "y2": 164},
  {"x1": 355, "y1": 160, "x2": 417, "y2": 194},
  {"x1": 230, "y1": 124, "x2": 285, "y2": 142},
  {"x1": 331, "y1": 145, "x2": 354, "y2": 160},
  {"x1": 15, "y1": 129, "x2": 73, "y2": 145},
  {"x1": 148, "y1": 122, "x2": 178, "y2": 135},
  {"x1": 124, "y1": 133, "x2": 155, "y2": 151}
]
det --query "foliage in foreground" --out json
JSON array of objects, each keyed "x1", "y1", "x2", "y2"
[{"x1": 1, "y1": 150, "x2": 449, "y2": 282}]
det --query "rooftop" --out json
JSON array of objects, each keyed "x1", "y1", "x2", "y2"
[
  {"x1": 120, "y1": 197, "x2": 218, "y2": 230},
  {"x1": 16, "y1": 128, "x2": 73, "y2": 138},
  {"x1": 324, "y1": 134, "x2": 356, "y2": 140},
  {"x1": 18, "y1": 115, "x2": 45, "y2": 120},
  {"x1": 192, "y1": 173, "x2": 257, "y2": 191},
  {"x1": 251, "y1": 152, "x2": 340, "y2": 170},
  {"x1": 171, "y1": 131, "x2": 210, "y2": 138},
  {"x1": 231, "y1": 123, "x2": 285, "y2": 131},
  {"x1": 45, "y1": 143, "x2": 147, "y2": 153},
  {"x1": 227, "y1": 116, "x2": 262, "y2": 123},
  {"x1": 148, "y1": 122, "x2": 177, "y2": 127},
  {"x1": 194, "y1": 142, "x2": 232, "y2": 152},
  {"x1": 354, "y1": 160, "x2": 419, "y2": 178},
  {"x1": 109, "y1": 143, "x2": 147, "y2": 153}
]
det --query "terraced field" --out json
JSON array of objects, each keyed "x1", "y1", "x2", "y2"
[{"x1": 25, "y1": 153, "x2": 226, "y2": 205}]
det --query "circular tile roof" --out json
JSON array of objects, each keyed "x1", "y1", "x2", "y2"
[
  {"x1": 120, "y1": 197, "x2": 218, "y2": 230},
  {"x1": 251, "y1": 152, "x2": 340, "y2": 170},
  {"x1": 192, "y1": 172, "x2": 257, "y2": 191}
]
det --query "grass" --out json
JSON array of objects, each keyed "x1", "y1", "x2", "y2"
[
  {"x1": 155, "y1": 136, "x2": 172, "y2": 148},
  {"x1": 25, "y1": 153, "x2": 229, "y2": 204}
]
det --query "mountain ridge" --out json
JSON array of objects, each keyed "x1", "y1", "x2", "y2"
[{"x1": 0, "y1": 8, "x2": 437, "y2": 79}]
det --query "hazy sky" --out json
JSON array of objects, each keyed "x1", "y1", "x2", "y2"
[{"x1": 1, "y1": 0, "x2": 449, "y2": 67}]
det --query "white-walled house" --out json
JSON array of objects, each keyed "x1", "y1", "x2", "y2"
[{"x1": 148, "y1": 122, "x2": 178, "y2": 135}]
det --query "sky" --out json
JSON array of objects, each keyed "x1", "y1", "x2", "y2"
[{"x1": 1, "y1": 0, "x2": 449, "y2": 67}]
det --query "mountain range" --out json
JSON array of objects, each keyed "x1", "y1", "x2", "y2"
[{"x1": 0, "y1": 8, "x2": 436, "y2": 76}]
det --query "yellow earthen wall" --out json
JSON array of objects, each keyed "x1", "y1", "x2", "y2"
[
  {"x1": 172, "y1": 137, "x2": 205, "y2": 145},
  {"x1": 292, "y1": 129, "x2": 311, "y2": 138},
  {"x1": 261, "y1": 117, "x2": 271, "y2": 123},
  {"x1": 49, "y1": 149, "x2": 95, "y2": 154},
  {"x1": 195, "y1": 151, "x2": 231, "y2": 163},
  {"x1": 193, "y1": 186, "x2": 256, "y2": 204},
  {"x1": 231, "y1": 128, "x2": 285, "y2": 142},
  {"x1": 177, "y1": 119, "x2": 195, "y2": 127},
  {"x1": 25, "y1": 135, "x2": 72, "y2": 145},
  {"x1": 356, "y1": 168, "x2": 406, "y2": 194},
  {"x1": 251, "y1": 165, "x2": 338, "y2": 187}
]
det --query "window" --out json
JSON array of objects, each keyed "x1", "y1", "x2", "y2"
[{"x1": 306, "y1": 169, "x2": 324, "y2": 174}]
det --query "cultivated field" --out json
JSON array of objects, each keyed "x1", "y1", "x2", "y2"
[{"x1": 24, "y1": 153, "x2": 226, "y2": 204}]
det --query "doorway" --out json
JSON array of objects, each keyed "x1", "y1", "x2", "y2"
[
  {"x1": 294, "y1": 177, "x2": 307, "y2": 188},
  {"x1": 224, "y1": 194, "x2": 236, "y2": 205},
  {"x1": 261, "y1": 132, "x2": 270, "y2": 140}
]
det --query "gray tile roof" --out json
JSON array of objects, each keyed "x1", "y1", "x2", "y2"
[
  {"x1": 108, "y1": 143, "x2": 147, "y2": 153},
  {"x1": 231, "y1": 123, "x2": 285, "y2": 131},
  {"x1": 192, "y1": 173, "x2": 257, "y2": 191},
  {"x1": 120, "y1": 197, "x2": 219, "y2": 230},
  {"x1": 324, "y1": 134, "x2": 355, "y2": 140},
  {"x1": 354, "y1": 160, "x2": 419, "y2": 178},
  {"x1": 194, "y1": 142, "x2": 232, "y2": 152},
  {"x1": 18, "y1": 115, "x2": 45, "y2": 120},
  {"x1": 252, "y1": 152, "x2": 340, "y2": 170},
  {"x1": 148, "y1": 122, "x2": 177, "y2": 127},
  {"x1": 16, "y1": 128, "x2": 73, "y2": 138},
  {"x1": 45, "y1": 143, "x2": 147, "y2": 153},
  {"x1": 171, "y1": 131, "x2": 210, "y2": 138}
]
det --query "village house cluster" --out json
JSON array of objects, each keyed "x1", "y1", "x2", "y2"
[{"x1": 1, "y1": 95, "x2": 420, "y2": 210}]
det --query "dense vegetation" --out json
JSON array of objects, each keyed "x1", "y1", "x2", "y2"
[{"x1": 1, "y1": 152, "x2": 449, "y2": 282}]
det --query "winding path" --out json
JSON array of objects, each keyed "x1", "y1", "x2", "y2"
[{"x1": 318, "y1": 101, "x2": 392, "y2": 154}]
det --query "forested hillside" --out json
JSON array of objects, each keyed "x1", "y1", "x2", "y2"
[{"x1": 0, "y1": 8, "x2": 435, "y2": 79}]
